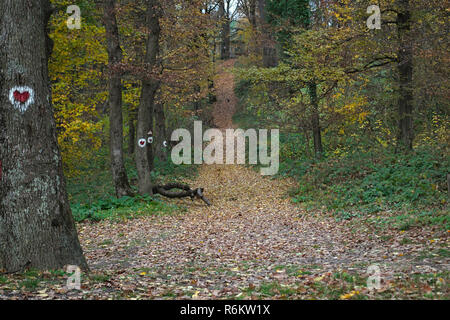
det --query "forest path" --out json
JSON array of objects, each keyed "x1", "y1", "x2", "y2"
[{"x1": 77, "y1": 60, "x2": 448, "y2": 300}]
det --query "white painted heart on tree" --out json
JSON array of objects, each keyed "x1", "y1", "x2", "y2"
[
  {"x1": 9, "y1": 86, "x2": 34, "y2": 113},
  {"x1": 138, "y1": 138, "x2": 147, "y2": 148}
]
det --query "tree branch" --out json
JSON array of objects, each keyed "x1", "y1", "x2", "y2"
[{"x1": 153, "y1": 183, "x2": 212, "y2": 206}]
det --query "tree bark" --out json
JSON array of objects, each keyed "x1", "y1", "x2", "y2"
[
  {"x1": 219, "y1": 0, "x2": 231, "y2": 60},
  {"x1": 193, "y1": 84, "x2": 201, "y2": 112},
  {"x1": 447, "y1": 174, "x2": 450, "y2": 200},
  {"x1": 396, "y1": 0, "x2": 414, "y2": 150},
  {"x1": 135, "y1": 0, "x2": 161, "y2": 195},
  {"x1": 0, "y1": 0, "x2": 87, "y2": 272},
  {"x1": 308, "y1": 82, "x2": 323, "y2": 159},
  {"x1": 103, "y1": 0, "x2": 133, "y2": 198},
  {"x1": 304, "y1": 3, "x2": 322, "y2": 159},
  {"x1": 128, "y1": 108, "x2": 136, "y2": 155},
  {"x1": 153, "y1": 183, "x2": 211, "y2": 206},
  {"x1": 258, "y1": 0, "x2": 278, "y2": 67},
  {"x1": 154, "y1": 103, "x2": 167, "y2": 162},
  {"x1": 249, "y1": 0, "x2": 257, "y2": 28},
  {"x1": 301, "y1": 122, "x2": 312, "y2": 158}
]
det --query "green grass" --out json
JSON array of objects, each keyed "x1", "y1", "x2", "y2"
[
  {"x1": 70, "y1": 194, "x2": 181, "y2": 222},
  {"x1": 18, "y1": 278, "x2": 40, "y2": 291},
  {"x1": 281, "y1": 146, "x2": 449, "y2": 229},
  {"x1": 241, "y1": 282, "x2": 298, "y2": 298},
  {"x1": 161, "y1": 290, "x2": 177, "y2": 298},
  {"x1": 66, "y1": 148, "x2": 197, "y2": 222},
  {"x1": 333, "y1": 271, "x2": 366, "y2": 286},
  {"x1": 236, "y1": 110, "x2": 448, "y2": 220},
  {"x1": 366, "y1": 209, "x2": 450, "y2": 231},
  {"x1": 0, "y1": 268, "x2": 84, "y2": 292},
  {"x1": 234, "y1": 72, "x2": 449, "y2": 230},
  {"x1": 89, "y1": 273, "x2": 111, "y2": 283},
  {"x1": 436, "y1": 248, "x2": 450, "y2": 258},
  {"x1": 272, "y1": 265, "x2": 304, "y2": 276},
  {"x1": 400, "y1": 237, "x2": 413, "y2": 245},
  {"x1": 67, "y1": 150, "x2": 197, "y2": 205},
  {"x1": 16, "y1": 269, "x2": 43, "y2": 291},
  {"x1": 289, "y1": 148, "x2": 447, "y2": 206}
]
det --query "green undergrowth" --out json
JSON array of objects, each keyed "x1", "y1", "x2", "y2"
[
  {"x1": 66, "y1": 147, "x2": 196, "y2": 222},
  {"x1": 233, "y1": 91, "x2": 449, "y2": 230},
  {"x1": 70, "y1": 195, "x2": 181, "y2": 222},
  {"x1": 284, "y1": 146, "x2": 449, "y2": 229}
]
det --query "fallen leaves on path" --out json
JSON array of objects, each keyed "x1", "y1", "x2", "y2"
[{"x1": 0, "y1": 61, "x2": 448, "y2": 300}]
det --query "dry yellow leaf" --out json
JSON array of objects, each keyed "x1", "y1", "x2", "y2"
[
  {"x1": 340, "y1": 290, "x2": 359, "y2": 300},
  {"x1": 314, "y1": 275, "x2": 324, "y2": 282}
]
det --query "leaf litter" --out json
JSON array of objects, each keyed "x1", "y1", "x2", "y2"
[{"x1": 0, "y1": 60, "x2": 448, "y2": 300}]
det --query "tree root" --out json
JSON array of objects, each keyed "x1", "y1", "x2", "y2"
[{"x1": 153, "y1": 183, "x2": 212, "y2": 206}]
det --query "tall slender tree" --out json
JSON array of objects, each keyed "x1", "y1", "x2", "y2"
[
  {"x1": 135, "y1": 0, "x2": 161, "y2": 195},
  {"x1": 154, "y1": 102, "x2": 167, "y2": 162},
  {"x1": 396, "y1": 0, "x2": 414, "y2": 150},
  {"x1": 0, "y1": 0, "x2": 87, "y2": 272},
  {"x1": 218, "y1": 0, "x2": 231, "y2": 60},
  {"x1": 103, "y1": 0, "x2": 134, "y2": 197},
  {"x1": 306, "y1": 1, "x2": 323, "y2": 159},
  {"x1": 128, "y1": 107, "x2": 136, "y2": 155},
  {"x1": 258, "y1": 0, "x2": 278, "y2": 67}
]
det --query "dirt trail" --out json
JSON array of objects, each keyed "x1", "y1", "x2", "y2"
[
  {"x1": 212, "y1": 59, "x2": 239, "y2": 129},
  {"x1": 77, "y1": 61, "x2": 448, "y2": 299}
]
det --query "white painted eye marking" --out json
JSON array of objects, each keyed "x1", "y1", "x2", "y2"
[
  {"x1": 9, "y1": 86, "x2": 34, "y2": 113},
  {"x1": 138, "y1": 138, "x2": 146, "y2": 148},
  {"x1": 148, "y1": 137, "x2": 153, "y2": 144},
  {"x1": 163, "y1": 141, "x2": 168, "y2": 148}
]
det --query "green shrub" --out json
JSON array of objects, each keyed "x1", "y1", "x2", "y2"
[
  {"x1": 286, "y1": 146, "x2": 449, "y2": 227},
  {"x1": 67, "y1": 147, "x2": 196, "y2": 222},
  {"x1": 71, "y1": 195, "x2": 179, "y2": 222}
]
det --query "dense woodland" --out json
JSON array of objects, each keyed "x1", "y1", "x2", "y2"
[
  {"x1": 49, "y1": 0, "x2": 448, "y2": 224},
  {"x1": 0, "y1": 0, "x2": 448, "y2": 301}
]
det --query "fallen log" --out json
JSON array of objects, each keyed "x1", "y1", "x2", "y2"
[{"x1": 152, "y1": 183, "x2": 212, "y2": 206}]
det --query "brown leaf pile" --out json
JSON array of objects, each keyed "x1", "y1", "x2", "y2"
[{"x1": 0, "y1": 60, "x2": 448, "y2": 300}]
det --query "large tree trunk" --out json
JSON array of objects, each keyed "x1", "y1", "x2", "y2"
[
  {"x1": 396, "y1": 0, "x2": 414, "y2": 150},
  {"x1": 308, "y1": 82, "x2": 323, "y2": 159},
  {"x1": 103, "y1": 0, "x2": 133, "y2": 198},
  {"x1": 0, "y1": 0, "x2": 87, "y2": 272},
  {"x1": 135, "y1": 0, "x2": 161, "y2": 195}
]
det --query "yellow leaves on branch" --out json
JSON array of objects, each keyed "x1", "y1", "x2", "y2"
[
  {"x1": 48, "y1": 0, "x2": 215, "y2": 176},
  {"x1": 49, "y1": 5, "x2": 106, "y2": 176},
  {"x1": 335, "y1": 95, "x2": 369, "y2": 125}
]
